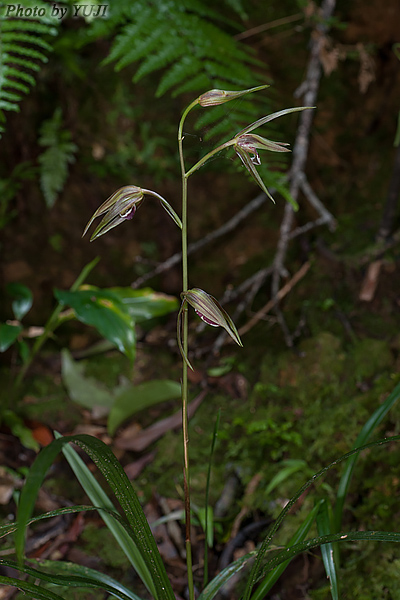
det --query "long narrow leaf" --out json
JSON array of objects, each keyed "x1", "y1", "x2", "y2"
[
  {"x1": 317, "y1": 499, "x2": 339, "y2": 600},
  {"x1": 0, "y1": 576, "x2": 65, "y2": 600},
  {"x1": 251, "y1": 500, "x2": 323, "y2": 600},
  {"x1": 16, "y1": 434, "x2": 175, "y2": 600},
  {"x1": 255, "y1": 530, "x2": 400, "y2": 582},
  {"x1": 198, "y1": 551, "x2": 258, "y2": 600},
  {"x1": 334, "y1": 380, "x2": 400, "y2": 532},
  {"x1": 203, "y1": 409, "x2": 220, "y2": 587},
  {"x1": 59, "y1": 436, "x2": 155, "y2": 595},
  {"x1": 242, "y1": 434, "x2": 400, "y2": 600},
  {"x1": 0, "y1": 558, "x2": 139, "y2": 600}
]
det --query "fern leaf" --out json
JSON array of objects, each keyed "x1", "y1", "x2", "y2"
[
  {"x1": 2, "y1": 66, "x2": 36, "y2": 86},
  {"x1": 157, "y1": 56, "x2": 204, "y2": 97},
  {"x1": 173, "y1": 73, "x2": 211, "y2": 96},
  {"x1": 133, "y1": 38, "x2": 187, "y2": 82},
  {"x1": 3, "y1": 31, "x2": 53, "y2": 52},
  {"x1": 0, "y1": 99, "x2": 20, "y2": 112},
  {"x1": 0, "y1": 15, "x2": 58, "y2": 136},
  {"x1": 117, "y1": 23, "x2": 170, "y2": 72},
  {"x1": 38, "y1": 109, "x2": 77, "y2": 208},
  {"x1": 3, "y1": 43, "x2": 48, "y2": 62}
]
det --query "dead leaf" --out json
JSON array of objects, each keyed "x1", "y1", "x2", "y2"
[{"x1": 115, "y1": 391, "x2": 206, "y2": 451}]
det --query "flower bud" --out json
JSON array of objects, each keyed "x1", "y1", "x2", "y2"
[{"x1": 198, "y1": 85, "x2": 269, "y2": 107}]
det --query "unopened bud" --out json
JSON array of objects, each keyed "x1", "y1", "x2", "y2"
[{"x1": 198, "y1": 85, "x2": 269, "y2": 107}]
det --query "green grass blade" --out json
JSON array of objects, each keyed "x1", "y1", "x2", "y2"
[
  {"x1": 16, "y1": 434, "x2": 175, "y2": 600},
  {"x1": 35, "y1": 558, "x2": 143, "y2": 600},
  {"x1": 0, "y1": 576, "x2": 65, "y2": 600},
  {"x1": 203, "y1": 409, "x2": 220, "y2": 587},
  {"x1": 0, "y1": 505, "x2": 95, "y2": 538},
  {"x1": 256, "y1": 530, "x2": 400, "y2": 580},
  {"x1": 198, "y1": 551, "x2": 258, "y2": 600},
  {"x1": 251, "y1": 500, "x2": 323, "y2": 600},
  {"x1": 0, "y1": 558, "x2": 140, "y2": 600},
  {"x1": 334, "y1": 380, "x2": 400, "y2": 531},
  {"x1": 317, "y1": 499, "x2": 339, "y2": 600},
  {"x1": 242, "y1": 434, "x2": 400, "y2": 600},
  {"x1": 58, "y1": 435, "x2": 154, "y2": 594}
]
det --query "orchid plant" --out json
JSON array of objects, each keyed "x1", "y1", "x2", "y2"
[
  {"x1": 7, "y1": 85, "x2": 400, "y2": 600},
  {"x1": 82, "y1": 84, "x2": 312, "y2": 600}
]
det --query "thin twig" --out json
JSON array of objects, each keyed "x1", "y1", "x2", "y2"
[
  {"x1": 239, "y1": 261, "x2": 310, "y2": 337},
  {"x1": 235, "y1": 13, "x2": 303, "y2": 41}
]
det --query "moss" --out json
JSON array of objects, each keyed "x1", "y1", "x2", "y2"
[{"x1": 80, "y1": 522, "x2": 130, "y2": 569}]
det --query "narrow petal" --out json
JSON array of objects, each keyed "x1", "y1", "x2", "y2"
[
  {"x1": 236, "y1": 106, "x2": 315, "y2": 137},
  {"x1": 235, "y1": 145, "x2": 276, "y2": 204}
]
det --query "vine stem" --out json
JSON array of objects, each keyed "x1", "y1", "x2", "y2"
[{"x1": 178, "y1": 98, "x2": 198, "y2": 600}]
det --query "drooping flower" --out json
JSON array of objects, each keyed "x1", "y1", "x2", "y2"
[
  {"x1": 83, "y1": 185, "x2": 182, "y2": 241},
  {"x1": 231, "y1": 106, "x2": 314, "y2": 203},
  {"x1": 177, "y1": 287, "x2": 242, "y2": 369}
]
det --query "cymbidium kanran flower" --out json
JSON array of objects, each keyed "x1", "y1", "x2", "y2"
[
  {"x1": 178, "y1": 287, "x2": 242, "y2": 369},
  {"x1": 83, "y1": 185, "x2": 182, "y2": 241},
  {"x1": 231, "y1": 106, "x2": 313, "y2": 203}
]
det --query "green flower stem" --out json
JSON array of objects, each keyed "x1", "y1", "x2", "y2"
[{"x1": 178, "y1": 98, "x2": 199, "y2": 600}]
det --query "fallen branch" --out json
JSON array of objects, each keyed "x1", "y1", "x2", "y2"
[{"x1": 238, "y1": 261, "x2": 310, "y2": 337}]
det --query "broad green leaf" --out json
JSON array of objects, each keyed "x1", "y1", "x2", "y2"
[
  {"x1": 6, "y1": 282, "x2": 33, "y2": 320},
  {"x1": 55, "y1": 286, "x2": 136, "y2": 361},
  {"x1": 317, "y1": 499, "x2": 339, "y2": 600},
  {"x1": 61, "y1": 348, "x2": 114, "y2": 411},
  {"x1": 0, "y1": 322, "x2": 22, "y2": 351},
  {"x1": 108, "y1": 379, "x2": 181, "y2": 436},
  {"x1": 109, "y1": 287, "x2": 178, "y2": 323},
  {"x1": 0, "y1": 558, "x2": 142, "y2": 600},
  {"x1": 3, "y1": 410, "x2": 39, "y2": 451},
  {"x1": 251, "y1": 500, "x2": 323, "y2": 600},
  {"x1": 16, "y1": 434, "x2": 175, "y2": 600}
]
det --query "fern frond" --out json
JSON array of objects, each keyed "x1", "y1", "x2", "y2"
[
  {"x1": 0, "y1": 14, "x2": 58, "y2": 136},
  {"x1": 94, "y1": 0, "x2": 271, "y2": 140},
  {"x1": 1, "y1": 65, "x2": 36, "y2": 86},
  {"x1": 38, "y1": 109, "x2": 78, "y2": 208}
]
